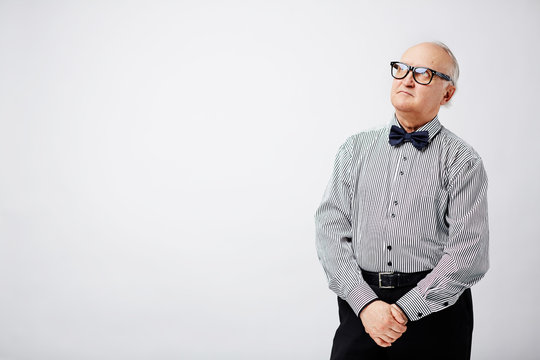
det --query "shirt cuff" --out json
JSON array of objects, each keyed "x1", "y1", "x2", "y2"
[
  {"x1": 395, "y1": 287, "x2": 432, "y2": 321},
  {"x1": 345, "y1": 284, "x2": 379, "y2": 317}
]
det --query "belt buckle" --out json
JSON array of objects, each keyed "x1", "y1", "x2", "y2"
[{"x1": 378, "y1": 271, "x2": 395, "y2": 289}]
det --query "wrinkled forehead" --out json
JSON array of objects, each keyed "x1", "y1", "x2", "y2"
[{"x1": 400, "y1": 43, "x2": 452, "y2": 74}]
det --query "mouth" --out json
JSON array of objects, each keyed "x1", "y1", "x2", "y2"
[{"x1": 397, "y1": 90, "x2": 413, "y2": 96}]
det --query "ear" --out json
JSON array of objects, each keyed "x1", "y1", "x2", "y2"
[{"x1": 440, "y1": 85, "x2": 456, "y2": 105}]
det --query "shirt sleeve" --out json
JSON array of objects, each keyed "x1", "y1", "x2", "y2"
[
  {"x1": 315, "y1": 138, "x2": 378, "y2": 317},
  {"x1": 396, "y1": 157, "x2": 489, "y2": 321}
]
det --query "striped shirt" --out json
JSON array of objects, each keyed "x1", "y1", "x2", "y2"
[{"x1": 315, "y1": 115, "x2": 489, "y2": 321}]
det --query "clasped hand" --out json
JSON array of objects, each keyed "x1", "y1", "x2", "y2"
[{"x1": 359, "y1": 300, "x2": 408, "y2": 347}]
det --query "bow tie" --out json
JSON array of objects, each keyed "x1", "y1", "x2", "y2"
[{"x1": 389, "y1": 125, "x2": 429, "y2": 151}]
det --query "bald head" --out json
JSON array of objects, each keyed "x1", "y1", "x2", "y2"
[{"x1": 402, "y1": 42, "x2": 459, "y2": 87}]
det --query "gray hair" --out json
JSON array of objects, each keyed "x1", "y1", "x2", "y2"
[{"x1": 431, "y1": 41, "x2": 459, "y2": 88}]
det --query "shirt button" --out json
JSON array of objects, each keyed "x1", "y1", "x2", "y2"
[
  {"x1": 393, "y1": 200, "x2": 398, "y2": 205},
  {"x1": 443, "y1": 302, "x2": 449, "y2": 307},
  {"x1": 399, "y1": 171, "x2": 404, "y2": 175},
  {"x1": 403, "y1": 156, "x2": 407, "y2": 161},
  {"x1": 387, "y1": 261, "x2": 392, "y2": 266},
  {"x1": 387, "y1": 245, "x2": 392, "y2": 250},
  {"x1": 417, "y1": 312, "x2": 423, "y2": 317},
  {"x1": 391, "y1": 213, "x2": 396, "y2": 218}
]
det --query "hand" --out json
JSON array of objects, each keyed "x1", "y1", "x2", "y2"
[
  {"x1": 390, "y1": 304, "x2": 408, "y2": 325},
  {"x1": 359, "y1": 300, "x2": 407, "y2": 347}
]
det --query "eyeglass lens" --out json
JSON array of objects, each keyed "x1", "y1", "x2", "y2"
[{"x1": 392, "y1": 62, "x2": 433, "y2": 85}]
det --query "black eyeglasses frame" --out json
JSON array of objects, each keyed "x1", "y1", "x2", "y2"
[{"x1": 390, "y1": 61, "x2": 453, "y2": 85}]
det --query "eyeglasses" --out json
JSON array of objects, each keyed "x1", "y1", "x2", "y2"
[{"x1": 390, "y1": 61, "x2": 453, "y2": 85}]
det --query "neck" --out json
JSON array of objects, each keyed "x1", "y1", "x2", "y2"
[{"x1": 395, "y1": 111, "x2": 436, "y2": 133}]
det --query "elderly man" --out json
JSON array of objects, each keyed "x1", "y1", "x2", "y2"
[{"x1": 315, "y1": 42, "x2": 489, "y2": 360}]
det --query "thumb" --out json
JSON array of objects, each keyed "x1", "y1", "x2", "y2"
[{"x1": 390, "y1": 305, "x2": 407, "y2": 325}]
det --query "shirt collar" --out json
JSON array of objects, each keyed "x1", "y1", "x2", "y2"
[{"x1": 390, "y1": 114, "x2": 442, "y2": 143}]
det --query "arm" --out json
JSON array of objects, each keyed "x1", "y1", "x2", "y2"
[
  {"x1": 395, "y1": 157, "x2": 489, "y2": 321},
  {"x1": 315, "y1": 138, "x2": 379, "y2": 317}
]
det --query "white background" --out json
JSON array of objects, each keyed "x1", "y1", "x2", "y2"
[{"x1": 0, "y1": 0, "x2": 539, "y2": 359}]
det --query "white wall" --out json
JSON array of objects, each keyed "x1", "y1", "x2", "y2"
[{"x1": 0, "y1": 0, "x2": 538, "y2": 359}]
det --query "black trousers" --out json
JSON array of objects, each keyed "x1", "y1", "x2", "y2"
[{"x1": 330, "y1": 286, "x2": 473, "y2": 360}]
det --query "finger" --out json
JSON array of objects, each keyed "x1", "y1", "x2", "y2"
[
  {"x1": 380, "y1": 315, "x2": 406, "y2": 333},
  {"x1": 389, "y1": 324, "x2": 407, "y2": 335},
  {"x1": 385, "y1": 329, "x2": 404, "y2": 341},
  {"x1": 387, "y1": 314, "x2": 407, "y2": 331},
  {"x1": 382, "y1": 329, "x2": 403, "y2": 342},
  {"x1": 373, "y1": 337, "x2": 391, "y2": 347},
  {"x1": 388, "y1": 320, "x2": 407, "y2": 334},
  {"x1": 378, "y1": 333, "x2": 396, "y2": 344}
]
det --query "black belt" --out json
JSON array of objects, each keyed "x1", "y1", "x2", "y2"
[{"x1": 361, "y1": 269, "x2": 431, "y2": 289}]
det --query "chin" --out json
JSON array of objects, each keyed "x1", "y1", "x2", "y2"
[{"x1": 391, "y1": 97, "x2": 414, "y2": 112}]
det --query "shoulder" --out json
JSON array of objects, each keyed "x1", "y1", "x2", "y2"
[
  {"x1": 437, "y1": 126, "x2": 486, "y2": 181},
  {"x1": 438, "y1": 126, "x2": 479, "y2": 155},
  {"x1": 341, "y1": 124, "x2": 388, "y2": 155}
]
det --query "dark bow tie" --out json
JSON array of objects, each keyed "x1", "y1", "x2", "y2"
[{"x1": 389, "y1": 125, "x2": 429, "y2": 151}]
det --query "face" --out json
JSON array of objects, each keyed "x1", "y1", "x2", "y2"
[{"x1": 390, "y1": 43, "x2": 455, "y2": 120}]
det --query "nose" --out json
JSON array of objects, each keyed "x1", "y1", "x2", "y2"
[{"x1": 402, "y1": 70, "x2": 415, "y2": 87}]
